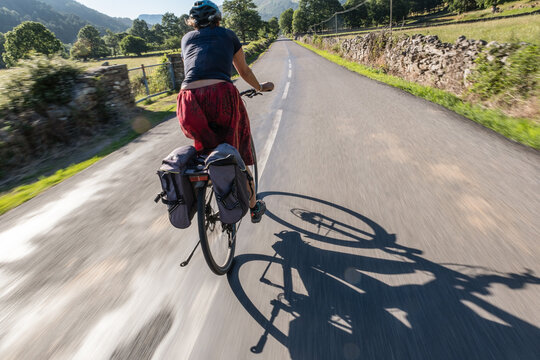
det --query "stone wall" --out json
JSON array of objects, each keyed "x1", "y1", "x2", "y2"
[
  {"x1": 84, "y1": 65, "x2": 135, "y2": 112},
  {"x1": 0, "y1": 64, "x2": 136, "y2": 176},
  {"x1": 302, "y1": 33, "x2": 493, "y2": 94},
  {"x1": 167, "y1": 54, "x2": 184, "y2": 90}
]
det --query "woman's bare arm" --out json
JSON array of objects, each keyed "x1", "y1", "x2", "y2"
[{"x1": 233, "y1": 48, "x2": 273, "y2": 91}]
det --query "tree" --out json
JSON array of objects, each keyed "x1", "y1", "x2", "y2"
[
  {"x1": 292, "y1": 8, "x2": 310, "y2": 34},
  {"x1": 103, "y1": 29, "x2": 121, "y2": 56},
  {"x1": 3, "y1": 21, "x2": 62, "y2": 67},
  {"x1": 130, "y1": 19, "x2": 151, "y2": 40},
  {"x1": 450, "y1": 0, "x2": 478, "y2": 13},
  {"x1": 343, "y1": 0, "x2": 369, "y2": 29},
  {"x1": 279, "y1": 8, "x2": 294, "y2": 35},
  {"x1": 292, "y1": 0, "x2": 343, "y2": 33},
  {"x1": 476, "y1": 0, "x2": 498, "y2": 12},
  {"x1": 120, "y1": 35, "x2": 148, "y2": 56},
  {"x1": 162, "y1": 12, "x2": 181, "y2": 38},
  {"x1": 366, "y1": 0, "x2": 389, "y2": 25},
  {"x1": 0, "y1": 33, "x2": 6, "y2": 68},
  {"x1": 268, "y1": 17, "x2": 280, "y2": 37},
  {"x1": 76, "y1": 25, "x2": 109, "y2": 59},
  {"x1": 163, "y1": 36, "x2": 182, "y2": 50},
  {"x1": 70, "y1": 39, "x2": 91, "y2": 60},
  {"x1": 223, "y1": 0, "x2": 263, "y2": 43},
  {"x1": 178, "y1": 14, "x2": 192, "y2": 34},
  {"x1": 149, "y1": 24, "x2": 166, "y2": 46}
]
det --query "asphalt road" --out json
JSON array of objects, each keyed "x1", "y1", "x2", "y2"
[{"x1": 1, "y1": 38, "x2": 539, "y2": 360}]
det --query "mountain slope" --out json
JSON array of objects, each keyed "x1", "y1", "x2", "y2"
[
  {"x1": 254, "y1": 0, "x2": 299, "y2": 20},
  {"x1": 39, "y1": 0, "x2": 132, "y2": 32},
  {"x1": 0, "y1": 0, "x2": 132, "y2": 43},
  {"x1": 0, "y1": 0, "x2": 86, "y2": 43}
]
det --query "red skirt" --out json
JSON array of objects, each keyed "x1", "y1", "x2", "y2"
[{"x1": 176, "y1": 82, "x2": 254, "y2": 165}]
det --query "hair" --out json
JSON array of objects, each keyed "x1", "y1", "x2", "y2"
[{"x1": 185, "y1": 15, "x2": 221, "y2": 30}]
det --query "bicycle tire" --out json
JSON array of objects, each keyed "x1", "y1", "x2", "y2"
[
  {"x1": 197, "y1": 186, "x2": 236, "y2": 275},
  {"x1": 250, "y1": 135, "x2": 259, "y2": 193}
]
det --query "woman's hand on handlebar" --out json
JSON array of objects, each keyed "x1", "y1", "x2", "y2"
[{"x1": 259, "y1": 82, "x2": 274, "y2": 92}]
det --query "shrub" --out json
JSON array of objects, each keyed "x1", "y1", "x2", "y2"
[
  {"x1": 0, "y1": 56, "x2": 84, "y2": 173},
  {"x1": 469, "y1": 44, "x2": 539, "y2": 108},
  {"x1": 0, "y1": 55, "x2": 83, "y2": 115},
  {"x1": 120, "y1": 35, "x2": 148, "y2": 56},
  {"x1": 243, "y1": 37, "x2": 274, "y2": 61}
]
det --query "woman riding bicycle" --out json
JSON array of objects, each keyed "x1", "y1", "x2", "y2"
[{"x1": 177, "y1": 0, "x2": 273, "y2": 223}]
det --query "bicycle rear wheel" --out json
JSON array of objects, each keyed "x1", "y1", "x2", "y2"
[
  {"x1": 249, "y1": 135, "x2": 259, "y2": 193},
  {"x1": 197, "y1": 186, "x2": 236, "y2": 275}
]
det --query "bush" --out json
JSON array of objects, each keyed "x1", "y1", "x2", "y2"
[
  {"x1": 469, "y1": 44, "x2": 540, "y2": 108},
  {"x1": 243, "y1": 37, "x2": 274, "y2": 61},
  {"x1": 0, "y1": 56, "x2": 84, "y2": 174},
  {"x1": 120, "y1": 35, "x2": 148, "y2": 56},
  {"x1": 0, "y1": 55, "x2": 82, "y2": 115}
]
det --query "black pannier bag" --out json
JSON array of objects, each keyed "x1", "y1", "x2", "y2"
[
  {"x1": 206, "y1": 143, "x2": 252, "y2": 224},
  {"x1": 154, "y1": 145, "x2": 197, "y2": 229}
]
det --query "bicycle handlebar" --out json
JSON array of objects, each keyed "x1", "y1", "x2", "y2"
[{"x1": 239, "y1": 89, "x2": 262, "y2": 98}]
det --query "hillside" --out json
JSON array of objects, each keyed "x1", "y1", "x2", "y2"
[
  {"x1": 40, "y1": 0, "x2": 132, "y2": 32},
  {"x1": 254, "y1": 0, "x2": 298, "y2": 20},
  {"x1": 137, "y1": 14, "x2": 164, "y2": 26},
  {"x1": 0, "y1": 0, "x2": 132, "y2": 43},
  {"x1": 0, "y1": 0, "x2": 86, "y2": 43}
]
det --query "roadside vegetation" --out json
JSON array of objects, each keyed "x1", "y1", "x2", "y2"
[{"x1": 295, "y1": 41, "x2": 539, "y2": 149}]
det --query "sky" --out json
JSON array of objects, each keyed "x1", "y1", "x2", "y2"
[{"x1": 76, "y1": 0, "x2": 224, "y2": 19}]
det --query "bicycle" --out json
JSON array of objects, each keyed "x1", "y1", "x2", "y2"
[{"x1": 180, "y1": 88, "x2": 265, "y2": 275}]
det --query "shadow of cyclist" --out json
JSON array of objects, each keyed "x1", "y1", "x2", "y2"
[{"x1": 228, "y1": 191, "x2": 540, "y2": 360}]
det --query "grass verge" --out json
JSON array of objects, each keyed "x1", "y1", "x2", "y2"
[
  {"x1": 295, "y1": 41, "x2": 540, "y2": 150},
  {"x1": 0, "y1": 95, "x2": 177, "y2": 216}
]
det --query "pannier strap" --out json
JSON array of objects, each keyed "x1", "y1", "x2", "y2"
[
  {"x1": 154, "y1": 191, "x2": 185, "y2": 205},
  {"x1": 154, "y1": 191, "x2": 165, "y2": 203},
  {"x1": 216, "y1": 182, "x2": 240, "y2": 210}
]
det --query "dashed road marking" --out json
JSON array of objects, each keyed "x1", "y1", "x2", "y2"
[
  {"x1": 258, "y1": 109, "x2": 283, "y2": 177},
  {"x1": 282, "y1": 82, "x2": 290, "y2": 100}
]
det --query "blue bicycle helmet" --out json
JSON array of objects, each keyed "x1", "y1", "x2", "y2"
[{"x1": 189, "y1": 0, "x2": 222, "y2": 28}]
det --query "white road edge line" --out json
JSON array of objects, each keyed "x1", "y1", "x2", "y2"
[
  {"x1": 258, "y1": 109, "x2": 283, "y2": 178},
  {"x1": 282, "y1": 82, "x2": 290, "y2": 100}
]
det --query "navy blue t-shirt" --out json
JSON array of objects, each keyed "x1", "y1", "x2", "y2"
[{"x1": 181, "y1": 27, "x2": 242, "y2": 85}]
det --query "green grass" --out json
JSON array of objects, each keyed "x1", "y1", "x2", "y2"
[
  {"x1": 397, "y1": 15, "x2": 540, "y2": 44},
  {"x1": 0, "y1": 96, "x2": 177, "y2": 215},
  {"x1": 0, "y1": 158, "x2": 102, "y2": 215},
  {"x1": 83, "y1": 55, "x2": 164, "y2": 69},
  {"x1": 295, "y1": 41, "x2": 540, "y2": 150}
]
